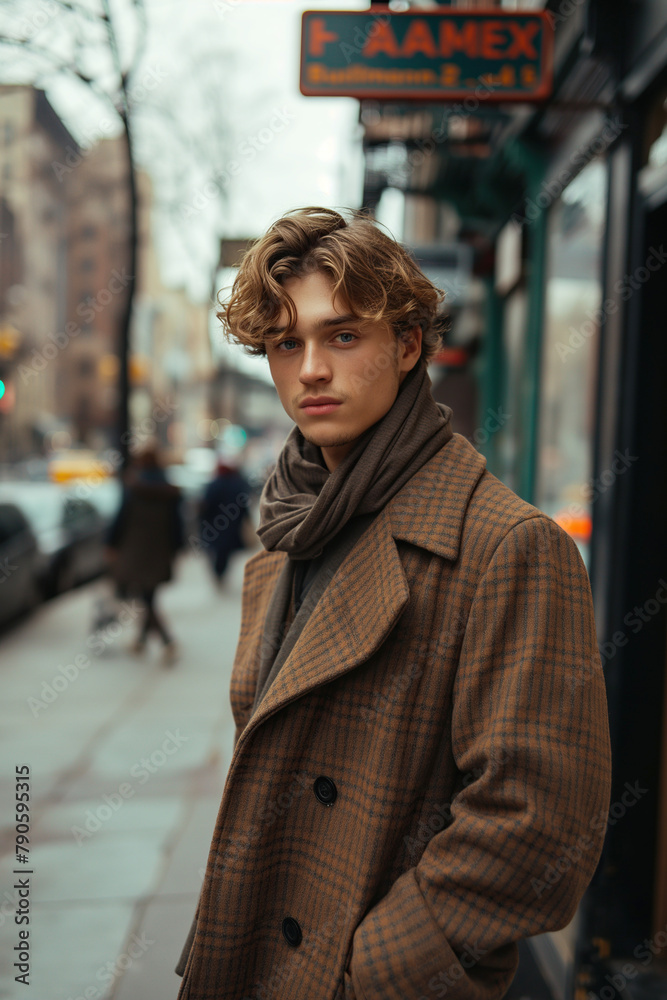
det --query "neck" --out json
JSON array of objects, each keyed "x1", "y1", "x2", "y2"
[{"x1": 319, "y1": 443, "x2": 352, "y2": 474}]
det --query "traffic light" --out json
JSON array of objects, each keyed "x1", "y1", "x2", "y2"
[{"x1": 0, "y1": 365, "x2": 14, "y2": 413}]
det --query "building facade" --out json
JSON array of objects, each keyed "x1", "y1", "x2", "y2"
[{"x1": 0, "y1": 86, "x2": 76, "y2": 461}]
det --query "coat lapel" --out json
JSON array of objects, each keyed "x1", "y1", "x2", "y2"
[
  {"x1": 236, "y1": 507, "x2": 410, "y2": 746},
  {"x1": 235, "y1": 433, "x2": 487, "y2": 749}
]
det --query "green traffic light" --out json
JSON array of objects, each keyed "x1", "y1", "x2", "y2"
[{"x1": 0, "y1": 381, "x2": 5, "y2": 401}]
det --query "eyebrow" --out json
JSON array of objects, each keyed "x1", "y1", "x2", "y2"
[{"x1": 266, "y1": 313, "x2": 359, "y2": 337}]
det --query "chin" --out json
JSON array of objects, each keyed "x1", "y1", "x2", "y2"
[{"x1": 301, "y1": 428, "x2": 359, "y2": 449}]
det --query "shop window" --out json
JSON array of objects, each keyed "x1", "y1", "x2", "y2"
[
  {"x1": 497, "y1": 286, "x2": 527, "y2": 493},
  {"x1": 500, "y1": 0, "x2": 546, "y2": 8},
  {"x1": 534, "y1": 157, "x2": 608, "y2": 567},
  {"x1": 642, "y1": 85, "x2": 667, "y2": 169}
]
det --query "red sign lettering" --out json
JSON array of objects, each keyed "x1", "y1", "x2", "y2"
[
  {"x1": 308, "y1": 17, "x2": 339, "y2": 57},
  {"x1": 401, "y1": 20, "x2": 438, "y2": 59},
  {"x1": 439, "y1": 22, "x2": 478, "y2": 59},
  {"x1": 507, "y1": 22, "x2": 540, "y2": 59},
  {"x1": 480, "y1": 21, "x2": 506, "y2": 59},
  {"x1": 362, "y1": 21, "x2": 400, "y2": 58}
]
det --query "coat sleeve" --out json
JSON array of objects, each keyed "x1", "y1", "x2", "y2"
[{"x1": 348, "y1": 514, "x2": 612, "y2": 1000}]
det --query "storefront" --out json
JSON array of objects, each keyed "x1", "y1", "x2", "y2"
[
  {"x1": 358, "y1": 1, "x2": 667, "y2": 996},
  {"x1": 485, "y1": 4, "x2": 667, "y2": 997}
]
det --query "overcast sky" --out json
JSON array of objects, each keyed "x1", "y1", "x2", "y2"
[{"x1": 35, "y1": 0, "x2": 368, "y2": 302}]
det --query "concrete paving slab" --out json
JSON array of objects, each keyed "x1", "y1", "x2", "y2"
[
  {"x1": 34, "y1": 797, "x2": 184, "y2": 842},
  {"x1": 79, "y1": 721, "x2": 215, "y2": 779},
  {"x1": 0, "y1": 552, "x2": 247, "y2": 998},
  {"x1": 112, "y1": 897, "x2": 200, "y2": 1000},
  {"x1": 0, "y1": 832, "x2": 166, "y2": 904},
  {"x1": 0, "y1": 899, "x2": 136, "y2": 1000},
  {"x1": 157, "y1": 795, "x2": 223, "y2": 897}
]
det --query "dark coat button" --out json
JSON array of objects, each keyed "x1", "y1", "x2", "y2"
[
  {"x1": 282, "y1": 916, "x2": 302, "y2": 947},
  {"x1": 313, "y1": 775, "x2": 337, "y2": 805}
]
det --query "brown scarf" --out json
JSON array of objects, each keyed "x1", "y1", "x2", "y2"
[{"x1": 257, "y1": 357, "x2": 454, "y2": 560}]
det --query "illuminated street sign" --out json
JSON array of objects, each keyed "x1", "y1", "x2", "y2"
[{"x1": 301, "y1": 9, "x2": 554, "y2": 101}]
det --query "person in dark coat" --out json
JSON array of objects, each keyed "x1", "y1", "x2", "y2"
[
  {"x1": 198, "y1": 457, "x2": 252, "y2": 587},
  {"x1": 106, "y1": 444, "x2": 184, "y2": 665}
]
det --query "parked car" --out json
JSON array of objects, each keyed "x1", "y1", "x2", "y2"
[
  {"x1": 0, "y1": 502, "x2": 42, "y2": 626},
  {"x1": 0, "y1": 483, "x2": 112, "y2": 599}
]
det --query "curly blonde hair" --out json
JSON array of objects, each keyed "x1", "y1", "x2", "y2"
[{"x1": 217, "y1": 206, "x2": 447, "y2": 364}]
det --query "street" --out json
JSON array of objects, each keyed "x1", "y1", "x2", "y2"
[{"x1": 0, "y1": 550, "x2": 250, "y2": 1000}]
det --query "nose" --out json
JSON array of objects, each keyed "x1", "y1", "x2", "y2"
[{"x1": 298, "y1": 341, "x2": 332, "y2": 384}]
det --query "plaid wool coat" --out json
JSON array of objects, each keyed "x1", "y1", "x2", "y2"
[{"x1": 176, "y1": 432, "x2": 612, "y2": 1000}]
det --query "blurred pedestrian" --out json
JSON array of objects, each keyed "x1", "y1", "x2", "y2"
[
  {"x1": 106, "y1": 444, "x2": 183, "y2": 666},
  {"x1": 198, "y1": 453, "x2": 253, "y2": 587}
]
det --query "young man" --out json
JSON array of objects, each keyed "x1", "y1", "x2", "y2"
[{"x1": 175, "y1": 207, "x2": 612, "y2": 1000}]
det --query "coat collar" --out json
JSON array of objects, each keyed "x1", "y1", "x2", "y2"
[
  {"x1": 233, "y1": 434, "x2": 487, "y2": 750},
  {"x1": 386, "y1": 432, "x2": 487, "y2": 561}
]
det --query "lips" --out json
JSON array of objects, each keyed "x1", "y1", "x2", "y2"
[
  {"x1": 298, "y1": 397, "x2": 341, "y2": 408},
  {"x1": 300, "y1": 400, "x2": 342, "y2": 416}
]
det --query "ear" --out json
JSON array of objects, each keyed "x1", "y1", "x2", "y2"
[{"x1": 399, "y1": 325, "x2": 423, "y2": 371}]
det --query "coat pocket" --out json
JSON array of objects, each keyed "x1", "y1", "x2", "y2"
[{"x1": 343, "y1": 970, "x2": 355, "y2": 999}]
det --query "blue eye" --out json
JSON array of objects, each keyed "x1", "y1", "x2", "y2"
[
  {"x1": 336, "y1": 332, "x2": 356, "y2": 343},
  {"x1": 277, "y1": 339, "x2": 297, "y2": 351}
]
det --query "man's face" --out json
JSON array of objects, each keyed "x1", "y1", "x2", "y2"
[{"x1": 265, "y1": 270, "x2": 422, "y2": 473}]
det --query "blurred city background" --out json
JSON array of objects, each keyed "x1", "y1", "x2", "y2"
[{"x1": 0, "y1": 0, "x2": 666, "y2": 998}]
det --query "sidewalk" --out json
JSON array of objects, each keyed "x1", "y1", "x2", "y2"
[{"x1": 0, "y1": 550, "x2": 251, "y2": 1000}]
